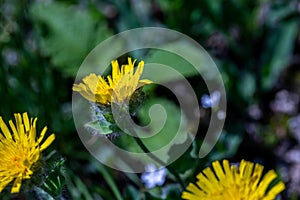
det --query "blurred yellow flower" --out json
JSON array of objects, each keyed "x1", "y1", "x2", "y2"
[
  {"x1": 73, "y1": 57, "x2": 152, "y2": 105},
  {"x1": 0, "y1": 113, "x2": 55, "y2": 193},
  {"x1": 182, "y1": 159, "x2": 285, "y2": 200}
]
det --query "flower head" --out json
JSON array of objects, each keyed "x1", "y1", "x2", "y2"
[
  {"x1": 73, "y1": 57, "x2": 152, "y2": 105},
  {"x1": 0, "y1": 113, "x2": 55, "y2": 193},
  {"x1": 182, "y1": 159, "x2": 285, "y2": 200}
]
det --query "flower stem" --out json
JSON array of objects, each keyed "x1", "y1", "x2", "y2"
[
  {"x1": 115, "y1": 103, "x2": 185, "y2": 190},
  {"x1": 97, "y1": 164, "x2": 123, "y2": 200},
  {"x1": 133, "y1": 136, "x2": 185, "y2": 190}
]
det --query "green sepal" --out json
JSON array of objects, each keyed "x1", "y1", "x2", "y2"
[
  {"x1": 43, "y1": 158, "x2": 66, "y2": 197},
  {"x1": 84, "y1": 120, "x2": 113, "y2": 135}
]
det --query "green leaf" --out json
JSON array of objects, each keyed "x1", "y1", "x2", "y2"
[
  {"x1": 262, "y1": 20, "x2": 298, "y2": 90},
  {"x1": 168, "y1": 139, "x2": 197, "y2": 174},
  {"x1": 115, "y1": 98, "x2": 189, "y2": 165},
  {"x1": 209, "y1": 131, "x2": 242, "y2": 161},
  {"x1": 145, "y1": 49, "x2": 198, "y2": 82},
  {"x1": 266, "y1": 1, "x2": 298, "y2": 25},
  {"x1": 29, "y1": 2, "x2": 111, "y2": 77},
  {"x1": 137, "y1": 98, "x2": 189, "y2": 161},
  {"x1": 144, "y1": 38, "x2": 209, "y2": 83},
  {"x1": 145, "y1": 192, "x2": 163, "y2": 200},
  {"x1": 124, "y1": 186, "x2": 141, "y2": 200},
  {"x1": 163, "y1": 184, "x2": 182, "y2": 200},
  {"x1": 145, "y1": 184, "x2": 184, "y2": 199},
  {"x1": 96, "y1": 164, "x2": 123, "y2": 200},
  {"x1": 72, "y1": 175, "x2": 94, "y2": 200},
  {"x1": 237, "y1": 72, "x2": 256, "y2": 101}
]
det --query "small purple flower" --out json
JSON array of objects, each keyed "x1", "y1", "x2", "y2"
[
  {"x1": 248, "y1": 104, "x2": 262, "y2": 120},
  {"x1": 141, "y1": 164, "x2": 167, "y2": 189},
  {"x1": 285, "y1": 149, "x2": 300, "y2": 163},
  {"x1": 2, "y1": 48, "x2": 19, "y2": 66},
  {"x1": 201, "y1": 91, "x2": 221, "y2": 109},
  {"x1": 270, "y1": 90, "x2": 299, "y2": 114},
  {"x1": 288, "y1": 115, "x2": 300, "y2": 143}
]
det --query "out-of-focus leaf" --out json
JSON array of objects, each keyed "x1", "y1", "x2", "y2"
[
  {"x1": 266, "y1": 1, "x2": 298, "y2": 25},
  {"x1": 145, "y1": 50, "x2": 197, "y2": 82},
  {"x1": 96, "y1": 164, "x2": 123, "y2": 200},
  {"x1": 145, "y1": 191, "x2": 163, "y2": 200},
  {"x1": 72, "y1": 176, "x2": 94, "y2": 200},
  {"x1": 238, "y1": 72, "x2": 256, "y2": 101},
  {"x1": 29, "y1": 2, "x2": 111, "y2": 77},
  {"x1": 124, "y1": 186, "x2": 141, "y2": 200},
  {"x1": 32, "y1": 186, "x2": 55, "y2": 200},
  {"x1": 144, "y1": 39, "x2": 202, "y2": 82},
  {"x1": 115, "y1": 98, "x2": 189, "y2": 163},
  {"x1": 209, "y1": 131, "x2": 242, "y2": 161},
  {"x1": 138, "y1": 98, "x2": 189, "y2": 161},
  {"x1": 163, "y1": 184, "x2": 182, "y2": 200},
  {"x1": 123, "y1": 172, "x2": 143, "y2": 188},
  {"x1": 168, "y1": 139, "x2": 197, "y2": 174},
  {"x1": 262, "y1": 20, "x2": 298, "y2": 90},
  {"x1": 144, "y1": 184, "x2": 183, "y2": 199}
]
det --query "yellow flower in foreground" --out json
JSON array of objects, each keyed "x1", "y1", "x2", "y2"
[
  {"x1": 0, "y1": 113, "x2": 55, "y2": 193},
  {"x1": 182, "y1": 159, "x2": 285, "y2": 200},
  {"x1": 73, "y1": 57, "x2": 152, "y2": 105}
]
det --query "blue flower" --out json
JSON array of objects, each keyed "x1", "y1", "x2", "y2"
[
  {"x1": 141, "y1": 164, "x2": 167, "y2": 189},
  {"x1": 201, "y1": 91, "x2": 221, "y2": 108}
]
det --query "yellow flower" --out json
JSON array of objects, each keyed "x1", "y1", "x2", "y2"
[
  {"x1": 73, "y1": 57, "x2": 152, "y2": 105},
  {"x1": 182, "y1": 159, "x2": 285, "y2": 200},
  {"x1": 0, "y1": 113, "x2": 55, "y2": 193}
]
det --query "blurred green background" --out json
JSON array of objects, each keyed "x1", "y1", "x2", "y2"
[{"x1": 1, "y1": 0, "x2": 300, "y2": 199}]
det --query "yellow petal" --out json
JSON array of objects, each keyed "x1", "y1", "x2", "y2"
[
  {"x1": 250, "y1": 163, "x2": 264, "y2": 191},
  {"x1": 11, "y1": 174, "x2": 22, "y2": 193},
  {"x1": 0, "y1": 177, "x2": 14, "y2": 193},
  {"x1": 186, "y1": 183, "x2": 204, "y2": 197},
  {"x1": 203, "y1": 168, "x2": 218, "y2": 184},
  {"x1": 29, "y1": 118, "x2": 38, "y2": 146},
  {"x1": 138, "y1": 79, "x2": 152, "y2": 87},
  {"x1": 258, "y1": 170, "x2": 278, "y2": 196},
  {"x1": 0, "y1": 116, "x2": 12, "y2": 140},
  {"x1": 14, "y1": 113, "x2": 25, "y2": 141},
  {"x1": 112, "y1": 60, "x2": 120, "y2": 80},
  {"x1": 264, "y1": 181, "x2": 285, "y2": 200},
  {"x1": 243, "y1": 161, "x2": 254, "y2": 179},
  {"x1": 22, "y1": 113, "x2": 30, "y2": 133},
  {"x1": 40, "y1": 133, "x2": 55, "y2": 152},
  {"x1": 37, "y1": 126, "x2": 47, "y2": 144},
  {"x1": 212, "y1": 160, "x2": 225, "y2": 181},
  {"x1": 75, "y1": 86, "x2": 96, "y2": 102},
  {"x1": 82, "y1": 73, "x2": 100, "y2": 93},
  {"x1": 9, "y1": 120, "x2": 19, "y2": 141}
]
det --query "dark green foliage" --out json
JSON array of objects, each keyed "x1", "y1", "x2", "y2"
[{"x1": 1, "y1": 0, "x2": 299, "y2": 199}]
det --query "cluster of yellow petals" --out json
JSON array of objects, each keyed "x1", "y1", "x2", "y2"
[
  {"x1": 0, "y1": 113, "x2": 55, "y2": 193},
  {"x1": 73, "y1": 57, "x2": 152, "y2": 105},
  {"x1": 182, "y1": 159, "x2": 285, "y2": 200}
]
